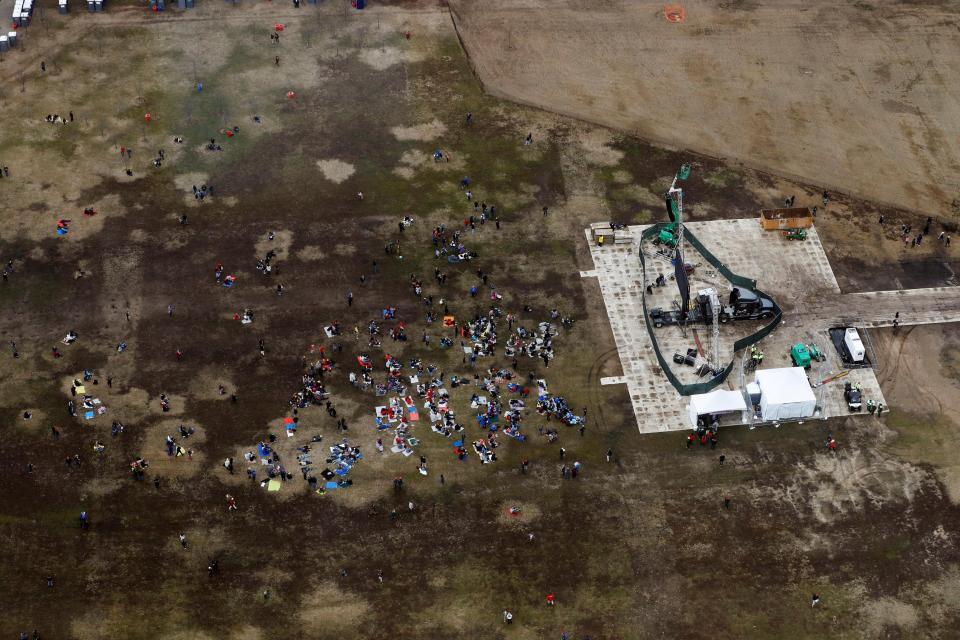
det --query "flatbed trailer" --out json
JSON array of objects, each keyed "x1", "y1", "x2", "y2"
[{"x1": 650, "y1": 286, "x2": 775, "y2": 328}]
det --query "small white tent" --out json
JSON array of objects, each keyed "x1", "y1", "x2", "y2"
[
  {"x1": 755, "y1": 367, "x2": 816, "y2": 421},
  {"x1": 687, "y1": 389, "x2": 748, "y2": 428}
]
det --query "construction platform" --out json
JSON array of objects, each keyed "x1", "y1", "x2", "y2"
[{"x1": 583, "y1": 218, "x2": 960, "y2": 434}]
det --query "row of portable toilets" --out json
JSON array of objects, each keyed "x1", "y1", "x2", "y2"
[
  {"x1": 151, "y1": 0, "x2": 198, "y2": 10},
  {"x1": 11, "y1": 0, "x2": 203, "y2": 25},
  {"x1": 0, "y1": 30, "x2": 17, "y2": 53},
  {"x1": 11, "y1": 0, "x2": 34, "y2": 26},
  {"x1": 6, "y1": 0, "x2": 354, "y2": 40},
  {"x1": 10, "y1": 0, "x2": 103, "y2": 24}
]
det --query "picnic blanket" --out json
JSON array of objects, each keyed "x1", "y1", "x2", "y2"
[{"x1": 404, "y1": 396, "x2": 419, "y2": 421}]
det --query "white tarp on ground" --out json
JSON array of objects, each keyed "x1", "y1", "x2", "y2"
[
  {"x1": 755, "y1": 367, "x2": 817, "y2": 421},
  {"x1": 687, "y1": 389, "x2": 748, "y2": 428}
]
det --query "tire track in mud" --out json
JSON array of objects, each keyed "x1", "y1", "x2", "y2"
[
  {"x1": 882, "y1": 325, "x2": 945, "y2": 416},
  {"x1": 882, "y1": 325, "x2": 913, "y2": 383},
  {"x1": 586, "y1": 346, "x2": 621, "y2": 432}
]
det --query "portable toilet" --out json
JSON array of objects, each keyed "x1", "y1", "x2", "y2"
[
  {"x1": 0, "y1": 37, "x2": 8, "y2": 53},
  {"x1": 8, "y1": 32, "x2": 17, "y2": 47},
  {"x1": 59, "y1": 0, "x2": 68, "y2": 13},
  {"x1": 95, "y1": 0, "x2": 103, "y2": 11},
  {"x1": 844, "y1": 328, "x2": 865, "y2": 363},
  {"x1": 355, "y1": 0, "x2": 365, "y2": 8}
]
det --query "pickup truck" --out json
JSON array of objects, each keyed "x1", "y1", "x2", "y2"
[{"x1": 844, "y1": 381, "x2": 863, "y2": 411}]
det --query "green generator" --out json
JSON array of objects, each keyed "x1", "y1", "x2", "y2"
[{"x1": 790, "y1": 343, "x2": 812, "y2": 368}]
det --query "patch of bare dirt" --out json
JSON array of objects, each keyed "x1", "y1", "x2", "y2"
[
  {"x1": 391, "y1": 119, "x2": 447, "y2": 141},
  {"x1": 254, "y1": 229, "x2": 293, "y2": 261},
  {"x1": 316, "y1": 159, "x2": 356, "y2": 184},
  {"x1": 296, "y1": 581, "x2": 372, "y2": 629}
]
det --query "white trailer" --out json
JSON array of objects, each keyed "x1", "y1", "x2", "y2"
[{"x1": 844, "y1": 328, "x2": 865, "y2": 363}]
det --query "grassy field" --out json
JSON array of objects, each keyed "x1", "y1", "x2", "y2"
[{"x1": 1, "y1": 3, "x2": 960, "y2": 639}]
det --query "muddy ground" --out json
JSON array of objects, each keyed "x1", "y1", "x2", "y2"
[{"x1": 1, "y1": 3, "x2": 959, "y2": 639}]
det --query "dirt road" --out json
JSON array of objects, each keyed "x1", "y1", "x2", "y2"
[
  {"x1": 796, "y1": 286, "x2": 960, "y2": 328},
  {"x1": 449, "y1": 0, "x2": 960, "y2": 218}
]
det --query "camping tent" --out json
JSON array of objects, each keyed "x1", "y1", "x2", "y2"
[
  {"x1": 687, "y1": 389, "x2": 748, "y2": 428},
  {"x1": 755, "y1": 367, "x2": 816, "y2": 421}
]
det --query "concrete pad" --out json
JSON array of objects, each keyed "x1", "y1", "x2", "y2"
[{"x1": 585, "y1": 218, "x2": 892, "y2": 434}]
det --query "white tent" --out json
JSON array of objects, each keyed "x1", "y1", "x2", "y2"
[
  {"x1": 755, "y1": 367, "x2": 816, "y2": 421},
  {"x1": 687, "y1": 389, "x2": 748, "y2": 428}
]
